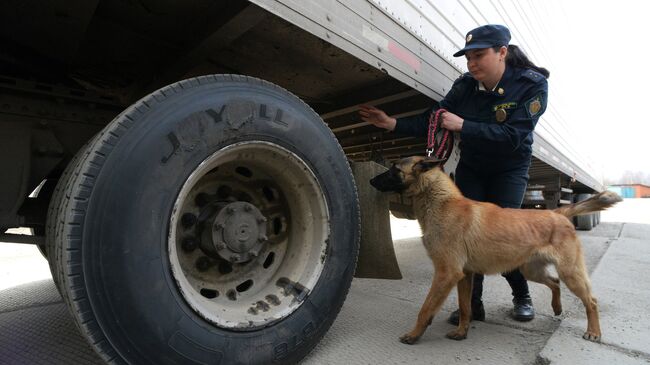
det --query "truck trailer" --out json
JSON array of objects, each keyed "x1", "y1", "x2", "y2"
[{"x1": 0, "y1": 0, "x2": 603, "y2": 363}]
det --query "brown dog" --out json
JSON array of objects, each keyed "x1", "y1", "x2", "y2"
[{"x1": 370, "y1": 156, "x2": 622, "y2": 344}]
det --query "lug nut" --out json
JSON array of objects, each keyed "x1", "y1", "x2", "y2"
[
  {"x1": 226, "y1": 207, "x2": 235, "y2": 215},
  {"x1": 257, "y1": 217, "x2": 267, "y2": 223},
  {"x1": 244, "y1": 205, "x2": 252, "y2": 212},
  {"x1": 214, "y1": 223, "x2": 224, "y2": 231},
  {"x1": 258, "y1": 235, "x2": 267, "y2": 243},
  {"x1": 226, "y1": 289, "x2": 237, "y2": 301},
  {"x1": 181, "y1": 213, "x2": 197, "y2": 228},
  {"x1": 195, "y1": 257, "x2": 212, "y2": 272},
  {"x1": 181, "y1": 237, "x2": 199, "y2": 252}
]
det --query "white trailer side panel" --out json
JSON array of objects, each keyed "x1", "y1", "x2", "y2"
[{"x1": 250, "y1": 0, "x2": 603, "y2": 191}]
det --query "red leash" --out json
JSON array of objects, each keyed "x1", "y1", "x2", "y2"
[{"x1": 426, "y1": 108, "x2": 454, "y2": 160}]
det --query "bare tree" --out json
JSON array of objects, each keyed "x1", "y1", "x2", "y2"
[{"x1": 610, "y1": 170, "x2": 650, "y2": 185}]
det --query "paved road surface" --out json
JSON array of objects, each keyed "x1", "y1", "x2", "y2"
[{"x1": 1, "y1": 199, "x2": 649, "y2": 364}]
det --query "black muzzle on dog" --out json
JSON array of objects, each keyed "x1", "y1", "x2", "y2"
[{"x1": 370, "y1": 167, "x2": 406, "y2": 193}]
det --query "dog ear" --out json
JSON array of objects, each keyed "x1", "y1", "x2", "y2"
[{"x1": 415, "y1": 157, "x2": 445, "y2": 173}]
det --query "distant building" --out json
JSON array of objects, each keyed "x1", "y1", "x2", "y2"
[{"x1": 607, "y1": 184, "x2": 650, "y2": 198}]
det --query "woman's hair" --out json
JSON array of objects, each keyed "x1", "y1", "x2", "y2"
[{"x1": 494, "y1": 44, "x2": 550, "y2": 78}]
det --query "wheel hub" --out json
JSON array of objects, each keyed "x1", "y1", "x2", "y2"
[
  {"x1": 169, "y1": 141, "x2": 329, "y2": 330},
  {"x1": 212, "y1": 201, "x2": 267, "y2": 263}
]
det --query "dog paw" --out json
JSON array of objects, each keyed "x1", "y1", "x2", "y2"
[
  {"x1": 399, "y1": 333, "x2": 420, "y2": 345},
  {"x1": 552, "y1": 302, "x2": 563, "y2": 316},
  {"x1": 582, "y1": 331, "x2": 601, "y2": 342},
  {"x1": 445, "y1": 330, "x2": 467, "y2": 341}
]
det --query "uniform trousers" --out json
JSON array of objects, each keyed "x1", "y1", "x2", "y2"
[{"x1": 454, "y1": 159, "x2": 531, "y2": 303}]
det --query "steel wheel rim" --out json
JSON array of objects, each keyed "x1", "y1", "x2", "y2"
[{"x1": 168, "y1": 141, "x2": 329, "y2": 330}]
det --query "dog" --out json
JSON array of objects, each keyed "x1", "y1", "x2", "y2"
[{"x1": 370, "y1": 156, "x2": 622, "y2": 344}]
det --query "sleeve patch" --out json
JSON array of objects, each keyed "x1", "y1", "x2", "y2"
[{"x1": 526, "y1": 95, "x2": 544, "y2": 117}]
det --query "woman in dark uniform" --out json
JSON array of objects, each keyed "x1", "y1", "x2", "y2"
[{"x1": 359, "y1": 24, "x2": 549, "y2": 324}]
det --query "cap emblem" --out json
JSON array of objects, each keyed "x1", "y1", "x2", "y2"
[{"x1": 466, "y1": 33, "x2": 473, "y2": 43}]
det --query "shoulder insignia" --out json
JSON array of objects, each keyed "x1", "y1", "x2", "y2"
[
  {"x1": 521, "y1": 69, "x2": 545, "y2": 83},
  {"x1": 453, "y1": 72, "x2": 472, "y2": 86}
]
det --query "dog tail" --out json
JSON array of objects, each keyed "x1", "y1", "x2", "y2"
[{"x1": 554, "y1": 191, "x2": 622, "y2": 218}]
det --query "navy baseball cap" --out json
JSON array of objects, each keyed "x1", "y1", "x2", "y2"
[{"x1": 453, "y1": 24, "x2": 511, "y2": 57}]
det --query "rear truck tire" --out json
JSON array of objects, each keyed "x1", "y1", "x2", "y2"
[
  {"x1": 50, "y1": 75, "x2": 360, "y2": 364},
  {"x1": 575, "y1": 193, "x2": 594, "y2": 231},
  {"x1": 593, "y1": 210, "x2": 601, "y2": 226},
  {"x1": 46, "y1": 135, "x2": 99, "y2": 291}
]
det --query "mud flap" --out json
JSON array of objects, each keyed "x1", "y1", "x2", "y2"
[{"x1": 350, "y1": 161, "x2": 402, "y2": 280}]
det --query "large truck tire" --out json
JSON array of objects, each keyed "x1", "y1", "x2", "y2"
[
  {"x1": 46, "y1": 135, "x2": 99, "y2": 291},
  {"x1": 575, "y1": 193, "x2": 594, "y2": 231},
  {"x1": 50, "y1": 75, "x2": 360, "y2": 364}
]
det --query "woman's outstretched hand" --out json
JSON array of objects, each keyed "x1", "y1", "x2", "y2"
[
  {"x1": 359, "y1": 105, "x2": 396, "y2": 131},
  {"x1": 359, "y1": 105, "x2": 463, "y2": 132}
]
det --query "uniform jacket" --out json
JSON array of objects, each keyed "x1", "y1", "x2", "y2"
[{"x1": 394, "y1": 66, "x2": 548, "y2": 171}]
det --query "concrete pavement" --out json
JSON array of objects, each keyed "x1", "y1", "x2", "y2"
[
  {"x1": 538, "y1": 223, "x2": 650, "y2": 364},
  {"x1": 1, "y1": 200, "x2": 649, "y2": 364},
  {"x1": 303, "y1": 221, "x2": 644, "y2": 365}
]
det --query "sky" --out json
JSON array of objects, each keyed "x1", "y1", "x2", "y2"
[{"x1": 517, "y1": 0, "x2": 650, "y2": 181}]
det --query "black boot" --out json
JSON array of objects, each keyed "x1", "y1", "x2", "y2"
[
  {"x1": 447, "y1": 301, "x2": 485, "y2": 326},
  {"x1": 512, "y1": 296, "x2": 535, "y2": 321}
]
